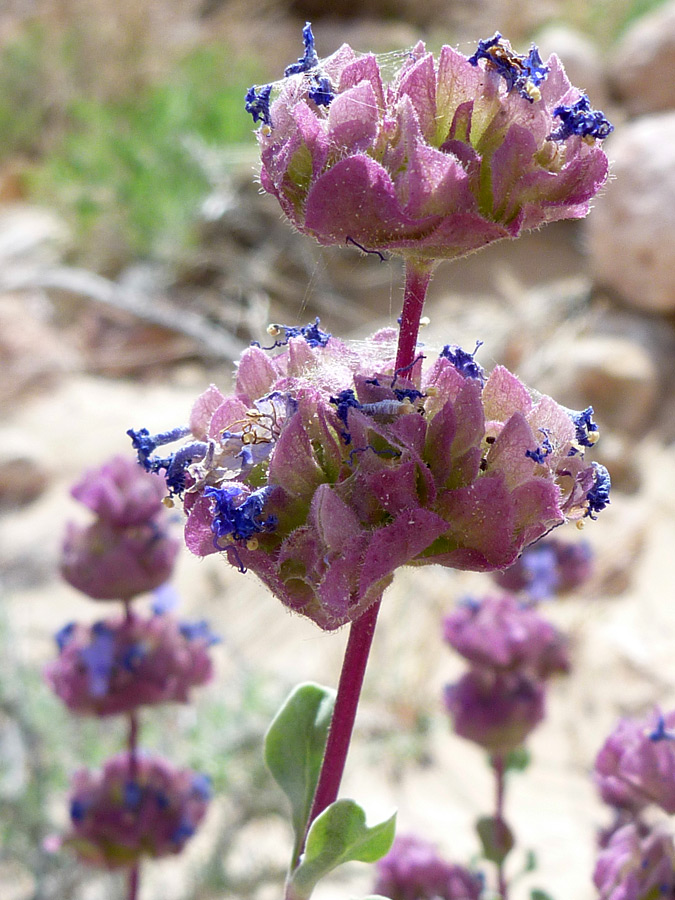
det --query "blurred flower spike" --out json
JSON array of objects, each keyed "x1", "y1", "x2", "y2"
[
  {"x1": 60, "y1": 753, "x2": 211, "y2": 868},
  {"x1": 130, "y1": 324, "x2": 610, "y2": 631},
  {"x1": 46, "y1": 608, "x2": 217, "y2": 716},
  {"x1": 246, "y1": 24, "x2": 612, "y2": 262},
  {"x1": 61, "y1": 456, "x2": 180, "y2": 601}
]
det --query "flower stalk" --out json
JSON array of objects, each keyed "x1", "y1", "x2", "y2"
[{"x1": 296, "y1": 258, "x2": 433, "y2": 864}]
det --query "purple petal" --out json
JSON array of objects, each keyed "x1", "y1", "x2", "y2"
[
  {"x1": 235, "y1": 346, "x2": 279, "y2": 405},
  {"x1": 327, "y1": 80, "x2": 379, "y2": 153},
  {"x1": 483, "y1": 365, "x2": 533, "y2": 421},
  {"x1": 189, "y1": 385, "x2": 226, "y2": 440},
  {"x1": 396, "y1": 52, "x2": 437, "y2": 142}
]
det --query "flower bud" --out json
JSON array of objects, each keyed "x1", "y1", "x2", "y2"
[
  {"x1": 444, "y1": 669, "x2": 545, "y2": 753},
  {"x1": 61, "y1": 519, "x2": 179, "y2": 601}
]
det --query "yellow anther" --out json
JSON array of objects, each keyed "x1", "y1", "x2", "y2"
[
  {"x1": 162, "y1": 496, "x2": 175, "y2": 509},
  {"x1": 576, "y1": 519, "x2": 585, "y2": 530},
  {"x1": 523, "y1": 82, "x2": 541, "y2": 102},
  {"x1": 246, "y1": 537, "x2": 259, "y2": 550}
]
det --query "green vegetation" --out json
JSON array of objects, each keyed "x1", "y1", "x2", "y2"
[{"x1": 21, "y1": 42, "x2": 257, "y2": 262}]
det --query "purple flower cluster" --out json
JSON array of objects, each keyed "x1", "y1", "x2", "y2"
[
  {"x1": 443, "y1": 594, "x2": 570, "y2": 679},
  {"x1": 594, "y1": 822, "x2": 675, "y2": 900},
  {"x1": 373, "y1": 834, "x2": 482, "y2": 900},
  {"x1": 593, "y1": 710, "x2": 675, "y2": 898},
  {"x1": 595, "y1": 710, "x2": 675, "y2": 815},
  {"x1": 60, "y1": 752, "x2": 211, "y2": 868},
  {"x1": 249, "y1": 25, "x2": 611, "y2": 262},
  {"x1": 131, "y1": 327, "x2": 608, "y2": 631},
  {"x1": 443, "y1": 594, "x2": 569, "y2": 753},
  {"x1": 45, "y1": 609, "x2": 216, "y2": 716},
  {"x1": 61, "y1": 456, "x2": 180, "y2": 601}
]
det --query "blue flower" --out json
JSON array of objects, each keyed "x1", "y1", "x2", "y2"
[
  {"x1": 571, "y1": 406, "x2": 599, "y2": 447},
  {"x1": 69, "y1": 798, "x2": 87, "y2": 823},
  {"x1": 244, "y1": 84, "x2": 273, "y2": 127},
  {"x1": 585, "y1": 462, "x2": 611, "y2": 519},
  {"x1": 79, "y1": 623, "x2": 116, "y2": 698},
  {"x1": 550, "y1": 95, "x2": 613, "y2": 142},
  {"x1": 204, "y1": 485, "x2": 276, "y2": 546},
  {"x1": 526, "y1": 429, "x2": 553, "y2": 464},
  {"x1": 648, "y1": 715, "x2": 675, "y2": 742},
  {"x1": 55, "y1": 621, "x2": 76, "y2": 652},
  {"x1": 191, "y1": 773, "x2": 213, "y2": 801},
  {"x1": 284, "y1": 22, "x2": 320, "y2": 76},
  {"x1": 253, "y1": 317, "x2": 332, "y2": 350},
  {"x1": 468, "y1": 33, "x2": 549, "y2": 102},
  {"x1": 124, "y1": 780, "x2": 143, "y2": 809},
  {"x1": 127, "y1": 426, "x2": 206, "y2": 497},
  {"x1": 440, "y1": 341, "x2": 485, "y2": 381},
  {"x1": 246, "y1": 23, "x2": 334, "y2": 129},
  {"x1": 179, "y1": 619, "x2": 220, "y2": 646},
  {"x1": 308, "y1": 74, "x2": 335, "y2": 107}
]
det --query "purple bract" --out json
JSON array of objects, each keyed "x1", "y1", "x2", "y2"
[
  {"x1": 252, "y1": 27, "x2": 611, "y2": 262},
  {"x1": 133, "y1": 328, "x2": 609, "y2": 630}
]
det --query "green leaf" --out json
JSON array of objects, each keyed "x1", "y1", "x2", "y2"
[
  {"x1": 289, "y1": 799, "x2": 396, "y2": 900},
  {"x1": 524, "y1": 848, "x2": 538, "y2": 872},
  {"x1": 476, "y1": 815, "x2": 515, "y2": 865},
  {"x1": 503, "y1": 746, "x2": 531, "y2": 773},
  {"x1": 264, "y1": 682, "x2": 335, "y2": 859},
  {"x1": 530, "y1": 890, "x2": 555, "y2": 900}
]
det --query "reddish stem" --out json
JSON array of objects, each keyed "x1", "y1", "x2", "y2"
[
  {"x1": 294, "y1": 256, "x2": 434, "y2": 869},
  {"x1": 127, "y1": 864, "x2": 140, "y2": 900},
  {"x1": 302, "y1": 598, "x2": 381, "y2": 842},
  {"x1": 395, "y1": 259, "x2": 434, "y2": 372}
]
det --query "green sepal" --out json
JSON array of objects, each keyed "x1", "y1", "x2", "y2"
[
  {"x1": 264, "y1": 682, "x2": 335, "y2": 861},
  {"x1": 289, "y1": 799, "x2": 396, "y2": 900}
]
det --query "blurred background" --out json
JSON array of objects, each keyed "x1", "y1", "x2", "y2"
[{"x1": 1, "y1": 0, "x2": 674, "y2": 898}]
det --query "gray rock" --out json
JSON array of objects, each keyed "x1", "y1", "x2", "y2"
[
  {"x1": 611, "y1": 0, "x2": 675, "y2": 114},
  {"x1": 535, "y1": 24, "x2": 609, "y2": 110},
  {"x1": 587, "y1": 112, "x2": 675, "y2": 313}
]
